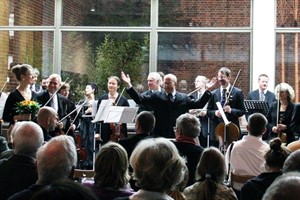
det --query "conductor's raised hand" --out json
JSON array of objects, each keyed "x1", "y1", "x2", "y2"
[{"x1": 120, "y1": 71, "x2": 132, "y2": 88}]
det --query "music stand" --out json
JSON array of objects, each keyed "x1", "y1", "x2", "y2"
[{"x1": 244, "y1": 100, "x2": 269, "y2": 116}]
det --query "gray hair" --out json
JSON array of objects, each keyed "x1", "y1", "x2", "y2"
[
  {"x1": 283, "y1": 149, "x2": 300, "y2": 173},
  {"x1": 274, "y1": 83, "x2": 295, "y2": 101},
  {"x1": 36, "y1": 135, "x2": 77, "y2": 184},
  {"x1": 12, "y1": 121, "x2": 44, "y2": 157},
  {"x1": 148, "y1": 72, "x2": 162, "y2": 84},
  {"x1": 176, "y1": 113, "x2": 200, "y2": 138},
  {"x1": 164, "y1": 74, "x2": 177, "y2": 83}
]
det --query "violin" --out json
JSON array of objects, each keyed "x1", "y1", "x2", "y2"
[{"x1": 109, "y1": 123, "x2": 126, "y2": 142}]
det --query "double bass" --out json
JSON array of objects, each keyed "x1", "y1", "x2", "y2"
[{"x1": 215, "y1": 70, "x2": 242, "y2": 153}]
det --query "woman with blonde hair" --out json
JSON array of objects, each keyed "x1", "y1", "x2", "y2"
[
  {"x1": 83, "y1": 142, "x2": 134, "y2": 200},
  {"x1": 266, "y1": 82, "x2": 295, "y2": 144},
  {"x1": 184, "y1": 147, "x2": 237, "y2": 200}
]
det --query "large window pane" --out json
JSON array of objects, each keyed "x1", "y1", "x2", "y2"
[
  {"x1": 159, "y1": 0, "x2": 251, "y2": 27},
  {"x1": 0, "y1": 0, "x2": 54, "y2": 26},
  {"x1": 276, "y1": 33, "x2": 300, "y2": 101},
  {"x1": 157, "y1": 32, "x2": 250, "y2": 96},
  {"x1": 277, "y1": 1, "x2": 300, "y2": 28},
  {"x1": 0, "y1": 31, "x2": 53, "y2": 91},
  {"x1": 61, "y1": 31, "x2": 150, "y2": 101},
  {"x1": 62, "y1": 0, "x2": 150, "y2": 26}
]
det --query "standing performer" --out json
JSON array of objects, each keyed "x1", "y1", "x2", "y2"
[
  {"x1": 121, "y1": 71, "x2": 216, "y2": 138},
  {"x1": 207, "y1": 67, "x2": 246, "y2": 147},
  {"x1": 266, "y1": 83, "x2": 295, "y2": 144},
  {"x1": 95, "y1": 76, "x2": 129, "y2": 144}
]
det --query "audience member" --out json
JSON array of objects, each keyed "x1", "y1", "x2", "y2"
[
  {"x1": 121, "y1": 71, "x2": 216, "y2": 138},
  {"x1": 119, "y1": 111, "x2": 155, "y2": 159},
  {"x1": 282, "y1": 149, "x2": 300, "y2": 173},
  {"x1": 266, "y1": 82, "x2": 295, "y2": 144},
  {"x1": 116, "y1": 138, "x2": 186, "y2": 200},
  {"x1": 8, "y1": 135, "x2": 77, "y2": 200},
  {"x1": 36, "y1": 106, "x2": 59, "y2": 141},
  {"x1": 241, "y1": 138, "x2": 291, "y2": 200},
  {"x1": 31, "y1": 179, "x2": 98, "y2": 200},
  {"x1": 0, "y1": 121, "x2": 44, "y2": 200},
  {"x1": 183, "y1": 147, "x2": 237, "y2": 200},
  {"x1": 0, "y1": 136, "x2": 13, "y2": 159},
  {"x1": 226, "y1": 113, "x2": 269, "y2": 195},
  {"x1": 173, "y1": 113, "x2": 204, "y2": 186},
  {"x1": 83, "y1": 142, "x2": 134, "y2": 200},
  {"x1": 168, "y1": 165, "x2": 189, "y2": 200},
  {"x1": 262, "y1": 172, "x2": 300, "y2": 200}
]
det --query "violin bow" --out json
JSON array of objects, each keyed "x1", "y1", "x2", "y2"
[
  {"x1": 115, "y1": 87, "x2": 126, "y2": 106},
  {"x1": 0, "y1": 77, "x2": 10, "y2": 93},
  {"x1": 59, "y1": 98, "x2": 88, "y2": 123},
  {"x1": 43, "y1": 77, "x2": 71, "y2": 107}
]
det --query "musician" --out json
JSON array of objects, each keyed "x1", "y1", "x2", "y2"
[
  {"x1": 36, "y1": 74, "x2": 76, "y2": 136},
  {"x1": 30, "y1": 68, "x2": 42, "y2": 93},
  {"x1": 290, "y1": 103, "x2": 300, "y2": 136},
  {"x1": 266, "y1": 83, "x2": 295, "y2": 144},
  {"x1": 95, "y1": 76, "x2": 129, "y2": 144},
  {"x1": 3, "y1": 64, "x2": 37, "y2": 125},
  {"x1": 138, "y1": 72, "x2": 163, "y2": 113},
  {"x1": 207, "y1": 67, "x2": 246, "y2": 147},
  {"x1": 247, "y1": 74, "x2": 276, "y2": 117},
  {"x1": 121, "y1": 71, "x2": 216, "y2": 138},
  {"x1": 189, "y1": 75, "x2": 210, "y2": 147},
  {"x1": 78, "y1": 82, "x2": 98, "y2": 169}
]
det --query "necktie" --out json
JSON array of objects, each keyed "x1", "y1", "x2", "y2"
[
  {"x1": 168, "y1": 93, "x2": 174, "y2": 102},
  {"x1": 260, "y1": 92, "x2": 265, "y2": 101},
  {"x1": 198, "y1": 92, "x2": 202, "y2": 100},
  {"x1": 221, "y1": 89, "x2": 226, "y2": 107}
]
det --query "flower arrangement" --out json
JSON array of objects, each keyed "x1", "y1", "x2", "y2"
[{"x1": 15, "y1": 100, "x2": 40, "y2": 116}]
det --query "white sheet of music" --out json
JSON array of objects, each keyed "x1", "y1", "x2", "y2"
[
  {"x1": 92, "y1": 100, "x2": 111, "y2": 123},
  {"x1": 104, "y1": 106, "x2": 138, "y2": 123},
  {"x1": 216, "y1": 101, "x2": 230, "y2": 125}
]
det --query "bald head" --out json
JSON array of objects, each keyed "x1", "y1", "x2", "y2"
[{"x1": 37, "y1": 107, "x2": 57, "y2": 132}]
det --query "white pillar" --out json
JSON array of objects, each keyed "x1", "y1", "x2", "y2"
[{"x1": 252, "y1": 0, "x2": 276, "y2": 92}]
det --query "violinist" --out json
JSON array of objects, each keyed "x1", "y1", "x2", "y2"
[
  {"x1": 78, "y1": 82, "x2": 98, "y2": 169},
  {"x1": 95, "y1": 76, "x2": 129, "y2": 144},
  {"x1": 266, "y1": 83, "x2": 295, "y2": 144},
  {"x1": 37, "y1": 74, "x2": 77, "y2": 137},
  {"x1": 207, "y1": 67, "x2": 246, "y2": 147}
]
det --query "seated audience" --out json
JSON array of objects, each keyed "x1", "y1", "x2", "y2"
[
  {"x1": 262, "y1": 172, "x2": 300, "y2": 200},
  {"x1": 0, "y1": 136, "x2": 13, "y2": 159},
  {"x1": 241, "y1": 138, "x2": 291, "y2": 200},
  {"x1": 184, "y1": 147, "x2": 237, "y2": 200},
  {"x1": 118, "y1": 111, "x2": 155, "y2": 159},
  {"x1": 31, "y1": 179, "x2": 97, "y2": 200},
  {"x1": 0, "y1": 121, "x2": 44, "y2": 200},
  {"x1": 168, "y1": 165, "x2": 189, "y2": 200},
  {"x1": 173, "y1": 113, "x2": 204, "y2": 186},
  {"x1": 8, "y1": 135, "x2": 77, "y2": 200},
  {"x1": 226, "y1": 113, "x2": 270, "y2": 196},
  {"x1": 282, "y1": 149, "x2": 300, "y2": 173},
  {"x1": 83, "y1": 142, "x2": 134, "y2": 200},
  {"x1": 36, "y1": 106, "x2": 59, "y2": 141},
  {"x1": 116, "y1": 138, "x2": 186, "y2": 200}
]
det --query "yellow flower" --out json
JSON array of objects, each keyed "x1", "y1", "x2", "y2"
[{"x1": 15, "y1": 100, "x2": 40, "y2": 115}]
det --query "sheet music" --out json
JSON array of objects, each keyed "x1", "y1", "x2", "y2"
[
  {"x1": 105, "y1": 106, "x2": 138, "y2": 123},
  {"x1": 0, "y1": 92, "x2": 8, "y2": 119},
  {"x1": 92, "y1": 100, "x2": 111, "y2": 123},
  {"x1": 216, "y1": 102, "x2": 230, "y2": 125}
]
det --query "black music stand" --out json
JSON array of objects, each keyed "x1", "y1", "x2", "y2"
[{"x1": 244, "y1": 100, "x2": 269, "y2": 116}]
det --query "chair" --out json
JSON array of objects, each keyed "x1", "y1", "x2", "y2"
[
  {"x1": 230, "y1": 172, "x2": 255, "y2": 186},
  {"x1": 74, "y1": 169, "x2": 95, "y2": 178}
]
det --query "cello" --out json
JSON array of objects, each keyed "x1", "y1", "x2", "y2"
[{"x1": 215, "y1": 69, "x2": 242, "y2": 153}]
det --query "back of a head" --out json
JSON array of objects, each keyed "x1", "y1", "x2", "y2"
[
  {"x1": 176, "y1": 113, "x2": 200, "y2": 138},
  {"x1": 31, "y1": 179, "x2": 98, "y2": 200},
  {"x1": 283, "y1": 149, "x2": 300, "y2": 173},
  {"x1": 94, "y1": 142, "x2": 130, "y2": 189},
  {"x1": 136, "y1": 111, "x2": 155, "y2": 134},
  {"x1": 264, "y1": 138, "x2": 290, "y2": 170},
  {"x1": 247, "y1": 113, "x2": 267, "y2": 137},
  {"x1": 12, "y1": 121, "x2": 44, "y2": 157},
  {"x1": 130, "y1": 138, "x2": 185, "y2": 193},
  {"x1": 37, "y1": 106, "x2": 56, "y2": 124},
  {"x1": 262, "y1": 172, "x2": 300, "y2": 200},
  {"x1": 36, "y1": 135, "x2": 77, "y2": 184}
]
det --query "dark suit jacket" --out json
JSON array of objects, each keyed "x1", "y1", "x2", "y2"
[
  {"x1": 266, "y1": 101, "x2": 295, "y2": 144},
  {"x1": 37, "y1": 90, "x2": 76, "y2": 132},
  {"x1": 0, "y1": 154, "x2": 37, "y2": 200},
  {"x1": 3, "y1": 89, "x2": 37, "y2": 124},
  {"x1": 207, "y1": 87, "x2": 246, "y2": 140},
  {"x1": 172, "y1": 141, "x2": 203, "y2": 186},
  {"x1": 290, "y1": 103, "x2": 300, "y2": 134},
  {"x1": 126, "y1": 87, "x2": 212, "y2": 138},
  {"x1": 96, "y1": 93, "x2": 129, "y2": 144}
]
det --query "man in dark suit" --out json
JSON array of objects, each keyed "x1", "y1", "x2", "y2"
[
  {"x1": 173, "y1": 113, "x2": 204, "y2": 186},
  {"x1": 37, "y1": 74, "x2": 76, "y2": 135},
  {"x1": 247, "y1": 74, "x2": 276, "y2": 116},
  {"x1": 121, "y1": 71, "x2": 216, "y2": 138},
  {"x1": 207, "y1": 67, "x2": 246, "y2": 147},
  {"x1": 0, "y1": 121, "x2": 44, "y2": 200},
  {"x1": 138, "y1": 72, "x2": 163, "y2": 113}
]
